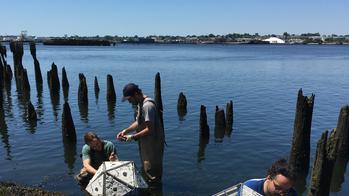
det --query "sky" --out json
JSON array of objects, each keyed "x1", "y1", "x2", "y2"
[{"x1": 2, "y1": 0, "x2": 349, "y2": 37}]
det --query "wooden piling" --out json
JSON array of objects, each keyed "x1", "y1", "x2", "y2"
[
  {"x1": 214, "y1": 106, "x2": 226, "y2": 142},
  {"x1": 21, "y1": 69, "x2": 31, "y2": 100},
  {"x1": 308, "y1": 130, "x2": 337, "y2": 196},
  {"x1": 225, "y1": 100, "x2": 233, "y2": 136},
  {"x1": 94, "y1": 76, "x2": 100, "y2": 99},
  {"x1": 29, "y1": 42, "x2": 43, "y2": 85},
  {"x1": 200, "y1": 105, "x2": 210, "y2": 140},
  {"x1": 177, "y1": 92, "x2": 187, "y2": 117},
  {"x1": 62, "y1": 67, "x2": 69, "y2": 100},
  {"x1": 27, "y1": 101, "x2": 37, "y2": 122},
  {"x1": 62, "y1": 101, "x2": 77, "y2": 142},
  {"x1": 154, "y1": 72, "x2": 164, "y2": 130},
  {"x1": 9, "y1": 41, "x2": 24, "y2": 83},
  {"x1": 289, "y1": 89, "x2": 315, "y2": 174},
  {"x1": 106, "y1": 74, "x2": 116, "y2": 102},
  {"x1": 47, "y1": 62, "x2": 60, "y2": 94},
  {"x1": 332, "y1": 105, "x2": 349, "y2": 157},
  {"x1": 78, "y1": 73, "x2": 88, "y2": 104}
]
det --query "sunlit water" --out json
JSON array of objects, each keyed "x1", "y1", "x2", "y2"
[{"x1": 1, "y1": 44, "x2": 349, "y2": 195}]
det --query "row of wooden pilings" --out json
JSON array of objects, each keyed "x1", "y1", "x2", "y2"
[{"x1": 2, "y1": 41, "x2": 349, "y2": 194}]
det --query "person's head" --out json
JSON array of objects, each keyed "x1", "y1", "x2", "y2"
[
  {"x1": 122, "y1": 83, "x2": 143, "y2": 105},
  {"x1": 264, "y1": 159, "x2": 296, "y2": 196},
  {"x1": 84, "y1": 132, "x2": 103, "y2": 151}
]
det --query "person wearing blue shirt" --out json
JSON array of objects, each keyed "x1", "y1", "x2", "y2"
[{"x1": 239, "y1": 159, "x2": 297, "y2": 196}]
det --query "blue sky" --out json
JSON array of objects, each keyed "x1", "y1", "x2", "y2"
[{"x1": 2, "y1": 0, "x2": 348, "y2": 36}]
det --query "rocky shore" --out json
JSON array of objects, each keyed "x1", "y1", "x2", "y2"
[{"x1": 0, "y1": 182, "x2": 63, "y2": 196}]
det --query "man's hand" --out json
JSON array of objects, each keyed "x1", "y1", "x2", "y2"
[
  {"x1": 124, "y1": 134, "x2": 134, "y2": 142},
  {"x1": 109, "y1": 152, "x2": 116, "y2": 161},
  {"x1": 116, "y1": 129, "x2": 126, "y2": 140}
]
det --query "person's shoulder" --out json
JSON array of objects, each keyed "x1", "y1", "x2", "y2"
[
  {"x1": 103, "y1": 140, "x2": 115, "y2": 147},
  {"x1": 82, "y1": 144, "x2": 90, "y2": 151},
  {"x1": 243, "y1": 178, "x2": 265, "y2": 192}
]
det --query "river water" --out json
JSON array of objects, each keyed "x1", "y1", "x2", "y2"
[{"x1": 1, "y1": 44, "x2": 349, "y2": 195}]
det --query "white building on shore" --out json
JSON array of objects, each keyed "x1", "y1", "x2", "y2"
[{"x1": 263, "y1": 37, "x2": 285, "y2": 44}]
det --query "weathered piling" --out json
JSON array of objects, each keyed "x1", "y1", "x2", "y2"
[
  {"x1": 47, "y1": 62, "x2": 60, "y2": 94},
  {"x1": 200, "y1": 105, "x2": 210, "y2": 140},
  {"x1": 29, "y1": 42, "x2": 43, "y2": 85},
  {"x1": 177, "y1": 92, "x2": 187, "y2": 117},
  {"x1": 225, "y1": 100, "x2": 233, "y2": 136},
  {"x1": 21, "y1": 69, "x2": 31, "y2": 99},
  {"x1": 289, "y1": 89, "x2": 315, "y2": 175},
  {"x1": 0, "y1": 62, "x2": 3, "y2": 88},
  {"x1": 214, "y1": 106, "x2": 226, "y2": 142},
  {"x1": 94, "y1": 76, "x2": 100, "y2": 99},
  {"x1": 154, "y1": 72, "x2": 164, "y2": 130},
  {"x1": 3, "y1": 64, "x2": 13, "y2": 85},
  {"x1": 62, "y1": 101, "x2": 77, "y2": 143},
  {"x1": 9, "y1": 41, "x2": 24, "y2": 83},
  {"x1": 78, "y1": 73, "x2": 88, "y2": 104},
  {"x1": 106, "y1": 74, "x2": 116, "y2": 102},
  {"x1": 329, "y1": 105, "x2": 349, "y2": 192},
  {"x1": 332, "y1": 105, "x2": 349, "y2": 157},
  {"x1": 27, "y1": 101, "x2": 37, "y2": 122},
  {"x1": 62, "y1": 67, "x2": 69, "y2": 100},
  {"x1": 308, "y1": 130, "x2": 337, "y2": 196}
]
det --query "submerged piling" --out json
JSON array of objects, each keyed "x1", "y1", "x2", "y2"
[
  {"x1": 308, "y1": 130, "x2": 337, "y2": 196},
  {"x1": 94, "y1": 76, "x2": 100, "y2": 99},
  {"x1": 21, "y1": 69, "x2": 31, "y2": 99},
  {"x1": 9, "y1": 41, "x2": 24, "y2": 84},
  {"x1": 214, "y1": 106, "x2": 226, "y2": 142},
  {"x1": 62, "y1": 101, "x2": 77, "y2": 143},
  {"x1": 154, "y1": 72, "x2": 164, "y2": 130},
  {"x1": 29, "y1": 42, "x2": 43, "y2": 86},
  {"x1": 177, "y1": 92, "x2": 187, "y2": 117},
  {"x1": 78, "y1": 73, "x2": 88, "y2": 104},
  {"x1": 200, "y1": 105, "x2": 210, "y2": 140},
  {"x1": 332, "y1": 105, "x2": 349, "y2": 157},
  {"x1": 225, "y1": 100, "x2": 233, "y2": 136},
  {"x1": 289, "y1": 89, "x2": 315, "y2": 175},
  {"x1": 62, "y1": 67, "x2": 69, "y2": 100},
  {"x1": 106, "y1": 74, "x2": 116, "y2": 102},
  {"x1": 47, "y1": 62, "x2": 60, "y2": 94}
]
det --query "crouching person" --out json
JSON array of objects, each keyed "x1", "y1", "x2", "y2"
[{"x1": 76, "y1": 132, "x2": 118, "y2": 186}]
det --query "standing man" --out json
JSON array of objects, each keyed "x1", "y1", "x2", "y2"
[
  {"x1": 238, "y1": 158, "x2": 297, "y2": 196},
  {"x1": 117, "y1": 83, "x2": 165, "y2": 186}
]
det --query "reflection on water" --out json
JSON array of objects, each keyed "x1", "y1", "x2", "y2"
[
  {"x1": 197, "y1": 137, "x2": 209, "y2": 162},
  {"x1": 36, "y1": 84, "x2": 44, "y2": 119},
  {"x1": 331, "y1": 156, "x2": 349, "y2": 192},
  {"x1": 177, "y1": 108, "x2": 187, "y2": 121},
  {"x1": 78, "y1": 102, "x2": 88, "y2": 123},
  {"x1": 63, "y1": 87, "x2": 69, "y2": 102},
  {"x1": 107, "y1": 100, "x2": 116, "y2": 121},
  {"x1": 50, "y1": 91, "x2": 60, "y2": 121},
  {"x1": 63, "y1": 140, "x2": 77, "y2": 175},
  {"x1": 0, "y1": 100, "x2": 12, "y2": 160}
]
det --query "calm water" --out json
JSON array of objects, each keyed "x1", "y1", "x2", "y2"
[{"x1": 1, "y1": 44, "x2": 349, "y2": 195}]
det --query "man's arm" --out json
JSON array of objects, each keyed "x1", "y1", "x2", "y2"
[
  {"x1": 133, "y1": 121, "x2": 152, "y2": 140},
  {"x1": 117, "y1": 121, "x2": 138, "y2": 140},
  {"x1": 83, "y1": 159, "x2": 97, "y2": 175}
]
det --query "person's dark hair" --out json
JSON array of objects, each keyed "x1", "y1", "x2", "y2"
[
  {"x1": 84, "y1": 132, "x2": 100, "y2": 144},
  {"x1": 267, "y1": 158, "x2": 296, "y2": 182}
]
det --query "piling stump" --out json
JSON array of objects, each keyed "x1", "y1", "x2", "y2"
[
  {"x1": 29, "y1": 42, "x2": 43, "y2": 85},
  {"x1": 155, "y1": 72, "x2": 164, "y2": 130},
  {"x1": 62, "y1": 67, "x2": 69, "y2": 100},
  {"x1": 225, "y1": 100, "x2": 233, "y2": 136},
  {"x1": 94, "y1": 76, "x2": 100, "y2": 99},
  {"x1": 62, "y1": 101, "x2": 77, "y2": 142},
  {"x1": 47, "y1": 62, "x2": 60, "y2": 94},
  {"x1": 78, "y1": 73, "x2": 88, "y2": 104},
  {"x1": 177, "y1": 92, "x2": 187, "y2": 117},
  {"x1": 214, "y1": 106, "x2": 226, "y2": 142},
  {"x1": 289, "y1": 89, "x2": 315, "y2": 175},
  {"x1": 106, "y1": 74, "x2": 116, "y2": 102},
  {"x1": 308, "y1": 130, "x2": 336, "y2": 196},
  {"x1": 200, "y1": 105, "x2": 210, "y2": 140}
]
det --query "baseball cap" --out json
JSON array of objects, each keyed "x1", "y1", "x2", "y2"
[{"x1": 122, "y1": 83, "x2": 140, "y2": 102}]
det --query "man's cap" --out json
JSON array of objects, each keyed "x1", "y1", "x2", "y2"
[{"x1": 122, "y1": 83, "x2": 140, "y2": 102}]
